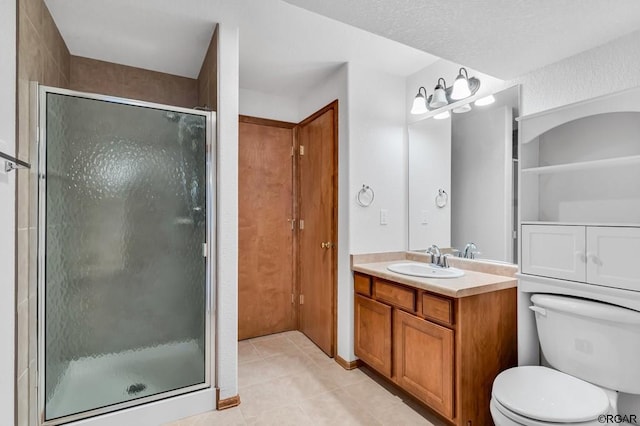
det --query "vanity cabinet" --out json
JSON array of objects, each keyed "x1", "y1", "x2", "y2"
[
  {"x1": 522, "y1": 224, "x2": 640, "y2": 291},
  {"x1": 353, "y1": 272, "x2": 517, "y2": 426}
]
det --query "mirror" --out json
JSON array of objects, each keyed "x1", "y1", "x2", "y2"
[{"x1": 408, "y1": 85, "x2": 520, "y2": 263}]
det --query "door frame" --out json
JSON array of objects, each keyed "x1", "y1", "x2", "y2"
[{"x1": 296, "y1": 100, "x2": 339, "y2": 356}]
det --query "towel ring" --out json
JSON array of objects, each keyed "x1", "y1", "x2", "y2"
[
  {"x1": 435, "y1": 189, "x2": 448, "y2": 208},
  {"x1": 356, "y1": 185, "x2": 375, "y2": 207}
]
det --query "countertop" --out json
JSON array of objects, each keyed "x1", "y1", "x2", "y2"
[{"x1": 352, "y1": 258, "x2": 517, "y2": 298}]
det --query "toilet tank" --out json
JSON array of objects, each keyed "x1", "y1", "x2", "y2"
[{"x1": 531, "y1": 294, "x2": 640, "y2": 394}]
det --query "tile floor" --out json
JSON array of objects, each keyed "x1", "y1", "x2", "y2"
[{"x1": 167, "y1": 331, "x2": 446, "y2": 426}]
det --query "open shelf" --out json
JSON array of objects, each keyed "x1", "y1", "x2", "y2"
[{"x1": 521, "y1": 154, "x2": 640, "y2": 175}]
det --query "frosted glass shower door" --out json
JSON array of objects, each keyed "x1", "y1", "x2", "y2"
[{"x1": 41, "y1": 91, "x2": 210, "y2": 423}]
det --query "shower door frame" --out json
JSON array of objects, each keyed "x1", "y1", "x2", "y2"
[{"x1": 36, "y1": 86, "x2": 216, "y2": 426}]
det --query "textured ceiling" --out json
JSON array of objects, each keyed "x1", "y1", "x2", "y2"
[
  {"x1": 284, "y1": 0, "x2": 640, "y2": 79},
  {"x1": 45, "y1": 0, "x2": 439, "y2": 97}
]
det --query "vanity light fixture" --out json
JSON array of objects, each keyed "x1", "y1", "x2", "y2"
[
  {"x1": 452, "y1": 103, "x2": 472, "y2": 114},
  {"x1": 429, "y1": 78, "x2": 448, "y2": 109},
  {"x1": 475, "y1": 94, "x2": 496, "y2": 106},
  {"x1": 410, "y1": 86, "x2": 429, "y2": 115},
  {"x1": 451, "y1": 67, "x2": 481, "y2": 100},
  {"x1": 411, "y1": 67, "x2": 481, "y2": 115},
  {"x1": 434, "y1": 111, "x2": 450, "y2": 120}
]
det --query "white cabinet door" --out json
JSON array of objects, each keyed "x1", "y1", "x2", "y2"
[
  {"x1": 522, "y1": 225, "x2": 586, "y2": 281},
  {"x1": 586, "y1": 227, "x2": 640, "y2": 291}
]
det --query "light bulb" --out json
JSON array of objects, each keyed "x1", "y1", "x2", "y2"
[
  {"x1": 452, "y1": 104, "x2": 472, "y2": 113},
  {"x1": 434, "y1": 111, "x2": 450, "y2": 120},
  {"x1": 475, "y1": 95, "x2": 496, "y2": 106}
]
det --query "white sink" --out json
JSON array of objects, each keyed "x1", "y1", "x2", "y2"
[{"x1": 387, "y1": 262, "x2": 465, "y2": 279}]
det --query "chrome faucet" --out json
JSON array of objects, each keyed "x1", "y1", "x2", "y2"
[
  {"x1": 426, "y1": 244, "x2": 448, "y2": 268},
  {"x1": 462, "y1": 242, "x2": 478, "y2": 259}
]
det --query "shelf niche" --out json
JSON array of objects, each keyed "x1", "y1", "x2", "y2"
[{"x1": 520, "y1": 98, "x2": 640, "y2": 225}]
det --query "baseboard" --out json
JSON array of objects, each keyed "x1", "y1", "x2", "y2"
[
  {"x1": 216, "y1": 389, "x2": 241, "y2": 410},
  {"x1": 335, "y1": 355, "x2": 362, "y2": 370}
]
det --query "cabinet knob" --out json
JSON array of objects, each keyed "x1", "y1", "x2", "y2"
[
  {"x1": 321, "y1": 242, "x2": 334, "y2": 249},
  {"x1": 586, "y1": 252, "x2": 603, "y2": 266}
]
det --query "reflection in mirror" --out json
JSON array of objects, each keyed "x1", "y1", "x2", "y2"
[{"x1": 408, "y1": 85, "x2": 520, "y2": 263}]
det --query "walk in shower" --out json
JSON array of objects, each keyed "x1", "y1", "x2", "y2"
[{"x1": 37, "y1": 87, "x2": 215, "y2": 424}]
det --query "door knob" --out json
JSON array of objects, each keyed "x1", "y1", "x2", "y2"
[{"x1": 321, "y1": 242, "x2": 334, "y2": 249}]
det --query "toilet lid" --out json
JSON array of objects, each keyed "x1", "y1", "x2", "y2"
[{"x1": 492, "y1": 366, "x2": 610, "y2": 423}]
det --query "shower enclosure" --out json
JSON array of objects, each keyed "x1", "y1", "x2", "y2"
[{"x1": 37, "y1": 87, "x2": 215, "y2": 425}]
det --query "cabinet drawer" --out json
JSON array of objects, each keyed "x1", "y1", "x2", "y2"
[
  {"x1": 354, "y1": 273, "x2": 372, "y2": 296},
  {"x1": 374, "y1": 279, "x2": 416, "y2": 312},
  {"x1": 422, "y1": 293, "x2": 453, "y2": 325}
]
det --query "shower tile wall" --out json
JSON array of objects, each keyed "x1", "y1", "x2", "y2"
[
  {"x1": 69, "y1": 56, "x2": 199, "y2": 108},
  {"x1": 17, "y1": 0, "x2": 70, "y2": 424},
  {"x1": 197, "y1": 27, "x2": 218, "y2": 111}
]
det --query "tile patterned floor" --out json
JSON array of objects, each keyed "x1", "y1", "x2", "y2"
[{"x1": 167, "y1": 331, "x2": 446, "y2": 426}]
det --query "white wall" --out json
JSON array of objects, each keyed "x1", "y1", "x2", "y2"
[
  {"x1": 515, "y1": 30, "x2": 640, "y2": 116},
  {"x1": 348, "y1": 64, "x2": 408, "y2": 254},
  {"x1": 451, "y1": 105, "x2": 512, "y2": 261},
  {"x1": 216, "y1": 22, "x2": 239, "y2": 401},
  {"x1": 238, "y1": 88, "x2": 299, "y2": 123},
  {"x1": 0, "y1": 0, "x2": 16, "y2": 423}
]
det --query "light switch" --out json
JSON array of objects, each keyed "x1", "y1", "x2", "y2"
[
  {"x1": 380, "y1": 209, "x2": 389, "y2": 225},
  {"x1": 421, "y1": 210, "x2": 429, "y2": 224}
]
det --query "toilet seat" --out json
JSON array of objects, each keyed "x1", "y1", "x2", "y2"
[
  {"x1": 492, "y1": 366, "x2": 610, "y2": 424},
  {"x1": 490, "y1": 398, "x2": 606, "y2": 426}
]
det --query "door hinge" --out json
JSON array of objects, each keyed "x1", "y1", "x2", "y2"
[
  {"x1": 299, "y1": 219, "x2": 304, "y2": 230},
  {"x1": 300, "y1": 294, "x2": 304, "y2": 305},
  {"x1": 299, "y1": 145, "x2": 305, "y2": 156},
  {"x1": 202, "y1": 243, "x2": 207, "y2": 258}
]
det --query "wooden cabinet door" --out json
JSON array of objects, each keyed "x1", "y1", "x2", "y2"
[
  {"x1": 354, "y1": 295, "x2": 392, "y2": 377},
  {"x1": 394, "y1": 309, "x2": 454, "y2": 419},
  {"x1": 587, "y1": 226, "x2": 640, "y2": 291},
  {"x1": 522, "y1": 224, "x2": 586, "y2": 281}
]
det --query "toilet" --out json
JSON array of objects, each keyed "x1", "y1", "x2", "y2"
[{"x1": 491, "y1": 294, "x2": 640, "y2": 425}]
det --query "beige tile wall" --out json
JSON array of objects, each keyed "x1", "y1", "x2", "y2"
[
  {"x1": 197, "y1": 26, "x2": 218, "y2": 111},
  {"x1": 70, "y1": 56, "x2": 199, "y2": 108},
  {"x1": 17, "y1": 0, "x2": 71, "y2": 424}
]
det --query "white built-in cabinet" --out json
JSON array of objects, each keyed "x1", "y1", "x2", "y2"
[
  {"x1": 519, "y1": 87, "x2": 640, "y2": 293},
  {"x1": 522, "y1": 224, "x2": 640, "y2": 291}
]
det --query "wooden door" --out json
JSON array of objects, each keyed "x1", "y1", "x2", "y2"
[
  {"x1": 354, "y1": 295, "x2": 392, "y2": 377},
  {"x1": 298, "y1": 102, "x2": 338, "y2": 355},
  {"x1": 586, "y1": 226, "x2": 640, "y2": 291},
  {"x1": 238, "y1": 117, "x2": 295, "y2": 340},
  {"x1": 394, "y1": 309, "x2": 454, "y2": 419},
  {"x1": 521, "y1": 224, "x2": 586, "y2": 281}
]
